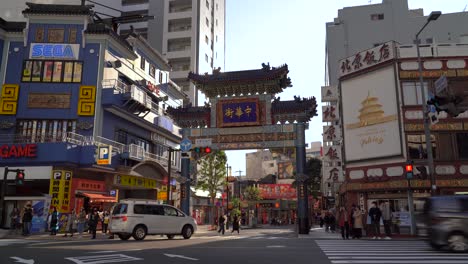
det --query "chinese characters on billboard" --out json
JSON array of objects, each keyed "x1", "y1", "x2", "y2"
[{"x1": 259, "y1": 184, "x2": 297, "y2": 199}]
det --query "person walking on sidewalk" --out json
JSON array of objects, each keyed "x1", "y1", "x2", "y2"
[
  {"x1": 369, "y1": 201, "x2": 382, "y2": 239},
  {"x1": 63, "y1": 209, "x2": 76, "y2": 237},
  {"x1": 338, "y1": 207, "x2": 350, "y2": 240},
  {"x1": 231, "y1": 215, "x2": 240, "y2": 234},
  {"x1": 22, "y1": 204, "x2": 33, "y2": 236},
  {"x1": 380, "y1": 201, "x2": 392, "y2": 239},
  {"x1": 217, "y1": 213, "x2": 226, "y2": 235},
  {"x1": 10, "y1": 207, "x2": 21, "y2": 234},
  {"x1": 49, "y1": 207, "x2": 59, "y2": 235},
  {"x1": 88, "y1": 208, "x2": 99, "y2": 239},
  {"x1": 76, "y1": 208, "x2": 87, "y2": 238},
  {"x1": 352, "y1": 206, "x2": 364, "y2": 239},
  {"x1": 102, "y1": 211, "x2": 110, "y2": 234}
]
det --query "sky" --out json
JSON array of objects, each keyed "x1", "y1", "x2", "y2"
[{"x1": 222, "y1": 0, "x2": 468, "y2": 176}]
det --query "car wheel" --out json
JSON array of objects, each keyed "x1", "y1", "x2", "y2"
[
  {"x1": 118, "y1": 234, "x2": 132, "y2": 241},
  {"x1": 167, "y1": 234, "x2": 175, "y2": 240},
  {"x1": 429, "y1": 241, "x2": 443, "y2": 250},
  {"x1": 182, "y1": 225, "x2": 193, "y2": 239},
  {"x1": 448, "y1": 233, "x2": 468, "y2": 252},
  {"x1": 132, "y1": 225, "x2": 147, "y2": 241}
]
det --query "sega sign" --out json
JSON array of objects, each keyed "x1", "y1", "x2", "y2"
[
  {"x1": 30, "y1": 43, "x2": 80, "y2": 60},
  {"x1": 96, "y1": 146, "x2": 112, "y2": 165}
]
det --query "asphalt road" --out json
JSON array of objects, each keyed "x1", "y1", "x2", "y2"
[
  {"x1": 1, "y1": 227, "x2": 465, "y2": 264},
  {"x1": 0, "y1": 227, "x2": 327, "y2": 264}
]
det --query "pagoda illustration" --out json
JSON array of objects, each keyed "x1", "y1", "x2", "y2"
[{"x1": 347, "y1": 91, "x2": 397, "y2": 129}]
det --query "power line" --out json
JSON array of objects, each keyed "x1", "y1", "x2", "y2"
[{"x1": 86, "y1": 0, "x2": 123, "y2": 14}]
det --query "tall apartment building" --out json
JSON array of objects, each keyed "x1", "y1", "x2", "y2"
[
  {"x1": 326, "y1": 0, "x2": 468, "y2": 86},
  {"x1": 0, "y1": 0, "x2": 226, "y2": 105}
]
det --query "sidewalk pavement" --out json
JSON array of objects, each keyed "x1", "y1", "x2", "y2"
[{"x1": 299, "y1": 226, "x2": 425, "y2": 240}]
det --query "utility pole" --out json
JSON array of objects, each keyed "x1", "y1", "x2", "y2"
[{"x1": 235, "y1": 170, "x2": 243, "y2": 212}]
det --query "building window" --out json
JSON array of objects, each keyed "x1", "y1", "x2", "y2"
[
  {"x1": 149, "y1": 64, "x2": 156, "y2": 78},
  {"x1": 15, "y1": 119, "x2": 76, "y2": 143},
  {"x1": 47, "y1": 28, "x2": 65, "y2": 43},
  {"x1": 371, "y1": 14, "x2": 384, "y2": 20},
  {"x1": 205, "y1": 54, "x2": 208, "y2": 63},
  {"x1": 22, "y1": 60, "x2": 82, "y2": 83},
  {"x1": 216, "y1": 3, "x2": 218, "y2": 10},
  {"x1": 216, "y1": 35, "x2": 218, "y2": 42},
  {"x1": 402, "y1": 82, "x2": 429, "y2": 105},
  {"x1": 437, "y1": 133, "x2": 454, "y2": 161},
  {"x1": 69, "y1": 28, "x2": 77, "y2": 43},
  {"x1": 114, "y1": 129, "x2": 128, "y2": 145},
  {"x1": 407, "y1": 134, "x2": 436, "y2": 160},
  {"x1": 122, "y1": 0, "x2": 149, "y2": 6},
  {"x1": 457, "y1": 133, "x2": 468, "y2": 159},
  {"x1": 206, "y1": 0, "x2": 209, "y2": 9},
  {"x1": 216, "y1": 19, "x2": 218, "y2": 26},
  {"x1": 206, "y1": 17, "x2": 209, "y2": 27},
  {"x1": 159, "y1": 72, "x2": 163, "y2": 83},
  {"x1": 205, "y1": 35, "x2": 209, "y2": 44},
  {"x1": 140, "y1": 57, "x2": 146, "y2": 71}
]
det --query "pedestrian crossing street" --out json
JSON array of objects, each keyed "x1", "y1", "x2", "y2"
[{"x1": 316, "y1": 239, "x2": 468, "y2": 264}]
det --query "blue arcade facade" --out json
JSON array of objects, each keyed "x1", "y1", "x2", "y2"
[{"x1": 0, "y1": 3, "x2": 184, "y2": 229}]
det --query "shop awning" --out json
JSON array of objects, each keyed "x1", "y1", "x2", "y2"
[{"x1": 78, "y1": 192, "x2": 117, "y2": 203}]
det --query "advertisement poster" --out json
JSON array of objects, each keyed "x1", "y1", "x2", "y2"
[
  {"x1": 258, "y1": 184, "x2": 297, "y2": 200},
  {"x1": 341, "y1": 66, "x2": 402, "y2": 161},
  {"x1": 30, "y1": 200, "x2": 49, "y2": 233}
]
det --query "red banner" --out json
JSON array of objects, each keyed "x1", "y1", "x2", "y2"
[{"x1": 259, "y1": 184, "x2": 297, "y2": 199}]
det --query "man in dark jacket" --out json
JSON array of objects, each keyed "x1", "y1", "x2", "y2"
[
  {"x1": 88, "y1": 208, "x2": 99, "y2": 239},
  {"x1": 368, "y1": 201, "x2": 382, "y2": 239},
  {"x1": 22, "y1": 204, "x2": 33, "y2": 236}
]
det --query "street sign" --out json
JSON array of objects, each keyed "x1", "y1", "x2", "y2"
[
  {"x1": 180, "y1": 138, "x2": 192, "y2": 152},
  {"x1": 195, "y1": 138, "x2": 212, "y2": 146},
  {"x1": 435, "y1": 75, "x2": 448, "y2": 95}
]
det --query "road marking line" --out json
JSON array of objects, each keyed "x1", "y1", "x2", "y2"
[
  {"x1": 331, "y1": 261, "x2": 468, "y2": 264},
  {"x1": 266, "y1": 245, "x2": 286, "y2": 248},
  {"x1": 65, "y1": 254, "x2": 142, "y2": 264},
  {"x1": 87, "y1": 251, "x2": 117, "y2": 254}
]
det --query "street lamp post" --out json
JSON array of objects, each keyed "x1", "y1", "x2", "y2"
[
  {"x1": 415, "y1": 11, "x2": 441, "y2": 196},
  {"x1": 226, "y1": 164, "x2": 231, "y2": 212}
]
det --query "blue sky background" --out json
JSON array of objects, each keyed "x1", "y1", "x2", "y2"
[{"x1": 222, "y1": 0, "x2": 468, "y2": 176}]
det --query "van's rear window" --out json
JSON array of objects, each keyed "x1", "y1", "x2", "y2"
[{"x1": 112, "y1": 203, "x2": 128, "y2": 215}]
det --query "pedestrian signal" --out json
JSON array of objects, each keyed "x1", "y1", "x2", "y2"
[
  {"x1": 405, "y1": 162, "x2": 414, "y2": 180},
  {"x1": 16, "y1": 170, "x2": 25, "y2": 186}
]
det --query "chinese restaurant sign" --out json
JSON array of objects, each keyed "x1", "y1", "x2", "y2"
[
  {"x1": 217, "y1": 98, "x2": 260, "y2": 127},
  {"x1": 114, "y1": 174, "x2": 157, "y2": 189},
  {"x1": 259, "y1": 184, "x2": 297, "y2": 199},
  {"x1": 48, "y1": 170, "x2": 73, "y2": 213},
  {"x1": 339, "y1": 41, "x2": 395, "y2": 78}
]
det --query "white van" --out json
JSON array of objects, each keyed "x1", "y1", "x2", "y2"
[{"x1": 109, "y1": 199, "x2": 197, "y2": 241}]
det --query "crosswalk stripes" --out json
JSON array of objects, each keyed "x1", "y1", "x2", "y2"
[
  {"x1": 195, "y1": 235, "x2": 291, "y2": 240},
  {"x1": 316, "y1": 239, "x2": 468, "y2": 264},
  {"x1": 0, "y1": 239, "x2": 38, "y2": 247},
  {"x1": 65, "y1": 254, "x2": 142, "y2": 264}
]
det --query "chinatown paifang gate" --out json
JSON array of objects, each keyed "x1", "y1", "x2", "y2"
[{"x1": 166, "y1": 64, "x2": 317, "y2": 234}]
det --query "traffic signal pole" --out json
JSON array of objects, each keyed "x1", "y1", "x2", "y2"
[
  {"x1": 0, "y1": 167, "x2": 25, "y2": 227},
  {"x1": 416, "y1": 31, "x2": 437, "y2": 196}
]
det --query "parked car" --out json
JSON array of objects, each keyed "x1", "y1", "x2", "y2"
[
  {"x1": 109, "y1": 199, "x2": 197, "y2": 241},
  {"x1": 423, "y1": 195, "x2": 468, "y2": 252}
]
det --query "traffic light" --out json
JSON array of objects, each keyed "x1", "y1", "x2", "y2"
[
  {"x1": 405, "y1": 162, "x2": 414, "y2": 180},
  {"x1": 16, "y1": 170, "x2": 25, "y2": 186},
  {"x1": 191, "y1": 146, "x2": 212, "y2": 154}
]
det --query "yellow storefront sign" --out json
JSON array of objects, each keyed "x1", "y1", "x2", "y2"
[
  {"x1": 49, "y1": 170, "x2": 73, "y2": 213},
  {"x1": 114, "y1": 175, "x2": 157, "y2": 189},
  {"x1": 157, "y1": 191, "x2": 167, "y2": 200}
]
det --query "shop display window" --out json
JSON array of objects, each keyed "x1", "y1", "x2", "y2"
[
  {"x1": 21, "y1": 60, "x2": 83, "y2": 83},
  {"x1": 407, "y1": 134, "x2": 436, "y2": 160}
]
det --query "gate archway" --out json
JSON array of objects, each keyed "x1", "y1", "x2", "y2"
[{"x1": 166, "y1": 64, "x2": 317, "y2": 234}]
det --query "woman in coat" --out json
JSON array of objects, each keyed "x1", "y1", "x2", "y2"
[
  {"x1": 338, "y1": 207, "x2": 350, "y2": 240},
  {"x1": 49, "y1": 207, "x2": 59, "y2": 235},
  {"x1": 352, "y1": 206, "x2": 364, "y2": 239}
]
